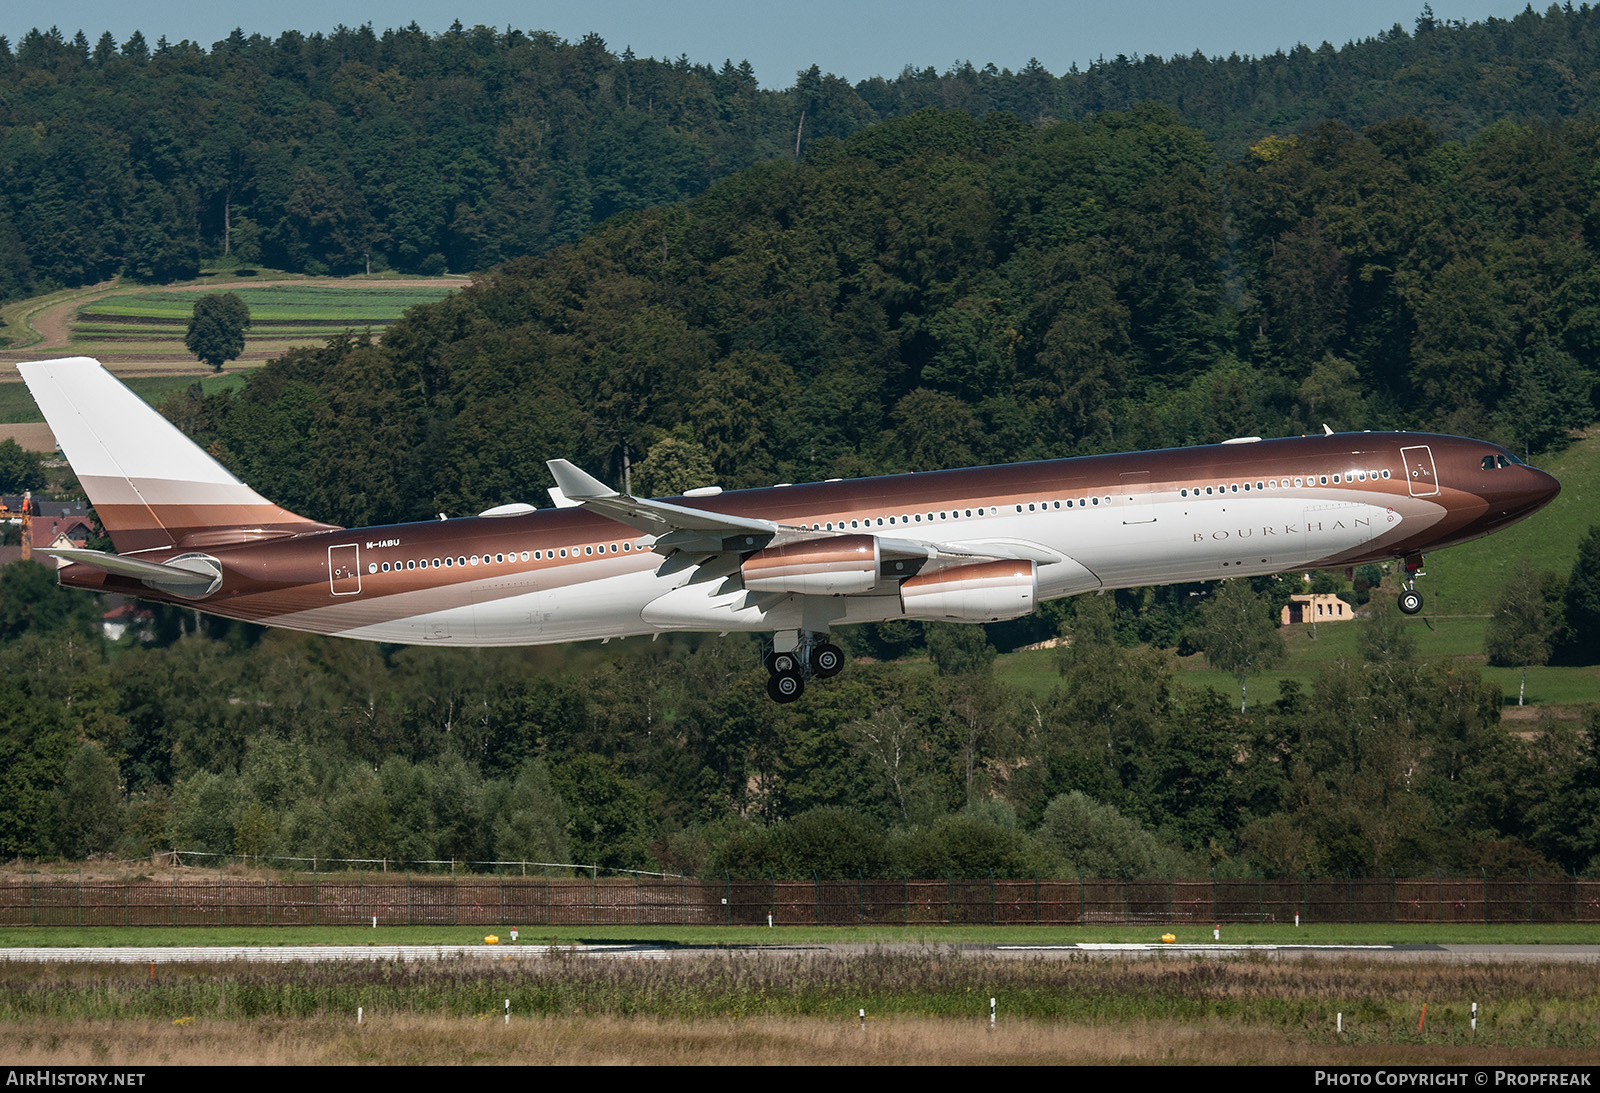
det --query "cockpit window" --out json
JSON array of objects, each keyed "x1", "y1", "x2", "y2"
[{"x1": 1482, "y1": 455, "x2": 1497, "y2": 470}]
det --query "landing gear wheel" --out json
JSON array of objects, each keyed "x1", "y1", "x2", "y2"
[
  {"x1": 811, "y1": 642, "x2": 845, "y2": 679},
  {"x1": 765, "y1": 651, "x2": 799, "y2": 675},
  {"x1": 1398, "y1": 589, "x2": 1424, "y2": 615},
  {"x1": 768, "y1": 671, "x2": 804, "y2": 703}
]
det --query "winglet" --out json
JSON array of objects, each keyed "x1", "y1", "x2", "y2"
[{"x1": 546, "y1": 459, "x2": 619, "y2": 501}]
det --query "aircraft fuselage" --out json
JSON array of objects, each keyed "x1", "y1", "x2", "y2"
[{"x1": 56, "y1": 431, "x2": 1559, "y2": 647}]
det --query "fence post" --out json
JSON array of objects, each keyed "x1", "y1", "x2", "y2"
[
  {"x1": 124, "y1": 873, "x2": 129, "y2": 927},
  {"x1": 1346, "y1": 869, "x2": 1353, "y2": 924},
  {"x1": 1481, "y1": 867, "x2": 1488, "y2": 925},
  {"x1": 590, "y1": 865, "x2": 597, "y2": 926},
  {"x1": 171, "y1": 867, "x2": 175, "y2": 927},
  {"x1": 724, "y1": 872, "x2": 731, "y2": 926},
  {"x1": 1168, "y1": 870, "x2": 1173, "y2": 925},
  {"x1": 1078, "y1": 867, "x2": 1084, "y2": 927},
  {"x1": 77, "y1": 869, "x2": 82, "y2": 927},
  {"x1": 768, "y1": 870, "x2": 776, "y2": 924},
  {"x1": 902, "y1": 871, "x2": 908, "y2": 927},
  {"x1": 1528, "y1": 868, "x2": 1534, "y2": 924},
  {"x1": 406, "y1": 868, "x2": 411, "y2": 926},
  {"x1": 812, "y1": 871, "x2": 820, "y2": 926},
  {"x1": 858, "y1": 868, "x2": 865, "y2": 926},
  {"x1": 946, "y1": 871, "x2": 952, "y2": 926},
  {"x1": 1122, "y1": 871, "x2": 1129, "y2": 925},
  {"x1": 1258, "y1": 868, "x2": 1264, "y2": 925},
  {"x1": 1034, "y1": 873, "x2": 1040, "y2": 926},
  {"x1": 1210, "y1": 865, "x2": 1217, "y2": 925},
  {"x1": 636, "y1": 870, "x2": 641, "y2": 928},
  {"x1": 990, "y1": 869, "x2": 996, "y2": 926},
  {"x1": 219, "y1": 860, "x2": 224, "y2": 927}
]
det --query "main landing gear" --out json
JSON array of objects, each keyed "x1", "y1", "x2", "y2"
[
  {"x1": 764, "y1": 631, "x2": 845, "y2": 703},
  {"x1": 1397, "y1": 552, "x2": 1425, "y2": 615}
]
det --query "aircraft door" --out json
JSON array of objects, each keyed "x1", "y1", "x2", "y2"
[
  {"x1": 328, "y1": 543, "x2": 361, "y2": 596},
  {"x1": 1399, "y1": 445, "x2": 1440, "y2": 498},
  {"x1": 1119, "y1": 471, "x2": 1156, "y2": 525}
]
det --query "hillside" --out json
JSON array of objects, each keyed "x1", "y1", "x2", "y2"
[
  {"x1": 1427, "y1": 426, "x2": 1600, "y2": 616},
  {"x1": 6, "y1": 7, "x2": 1600, "y2": 301}
]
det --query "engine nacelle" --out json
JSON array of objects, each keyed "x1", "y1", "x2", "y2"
[
  {"x1": 743, "y1": 535, "x2": 880, "y2": 595},
  {"x1": 899, "y1": 559, "x2": 1037, "y2": 621}
]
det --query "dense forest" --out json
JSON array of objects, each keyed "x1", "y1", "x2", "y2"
[
  {"x1": 5, "y1": 5, "x2": 1600, "y2": 299},
  {"x1": 175, "y1": 104, "x2": 1599, "y2": 522},
  {"x1": 3, "y1": 10, "x2": 1600, "y2": 881}
]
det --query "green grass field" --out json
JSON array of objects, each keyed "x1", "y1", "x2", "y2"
[
  {"x1": 0, "y1": 271, "x2": 463, "y2": 376},
  {"x1": 0, "y1": 371, "x2": 250, "y2": 424},
  {"x1": 69, "y1": 283, "x2": 460, "y2": 352},
  {"x1": 77, "y1": 284, "x2": 459, "y2": 327}
]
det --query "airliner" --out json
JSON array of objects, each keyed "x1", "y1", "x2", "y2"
[{"x1": 19, "y1": 357, "x2": 1560, "y2": 702}]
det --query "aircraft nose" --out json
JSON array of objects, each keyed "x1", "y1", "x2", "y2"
[
  {"x1": 1498, "y1": 465, "x2": 1560, "y2": 525},
  {"x1": 1526, "y1": 465, "x2": 1561, "y2": 512}
]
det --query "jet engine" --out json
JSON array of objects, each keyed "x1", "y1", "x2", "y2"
[
  {"x1": 899, "y1": 559, "x2": 1037, "y2": 621},
  {"x1": 742, "y1": 535, "x2": 880, "y2": 595}
]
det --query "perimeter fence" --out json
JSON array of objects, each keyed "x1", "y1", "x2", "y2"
[{"x1": 3, "y1": 871, "x2": 1597, "y2": 927}]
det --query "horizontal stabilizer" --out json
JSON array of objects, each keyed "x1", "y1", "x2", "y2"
[{"x1": 44, "y1": 547, "x2": 222, "y2": 598}]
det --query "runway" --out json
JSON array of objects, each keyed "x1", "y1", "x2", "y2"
[{"x1": 0, "y1": 943, "x2": 1595, "y2": 963}]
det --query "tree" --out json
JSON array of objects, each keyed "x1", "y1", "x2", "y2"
[
  {"x1": 0, "y1": 438, "x2": 45, "y2": 493},
  {"x1": 1485, "y1": 560, "x2": 1556, "y2": 706},
  {"x1": 184, "y1": 293, "x2": 250, "y2": 371},
  {"x1": 1557, "y1": 526, "x2": 1600, "y2": 666},
  {"x1": 1193, "y1": 580, "x2": 1286, "y2": 712}
]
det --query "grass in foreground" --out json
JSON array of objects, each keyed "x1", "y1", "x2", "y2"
[
  {"x1": 0, "y1": 953, "x2": 1596, "y2": 1064},
  {"x1": 3, "y1": 1014, "x2": 1591, "y2": 1066}
]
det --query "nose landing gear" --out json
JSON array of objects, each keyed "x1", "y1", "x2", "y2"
[
  {"x1": 763, "y1": 631, "x2": 845, "y2": 702},
  {"x1": 1398, "y1": 553, "x2": 1425, "y2": 615}
]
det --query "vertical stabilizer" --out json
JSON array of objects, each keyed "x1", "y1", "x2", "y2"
[{"x1": 19, "y1": 357, "x2": 337, "y2": 553}]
